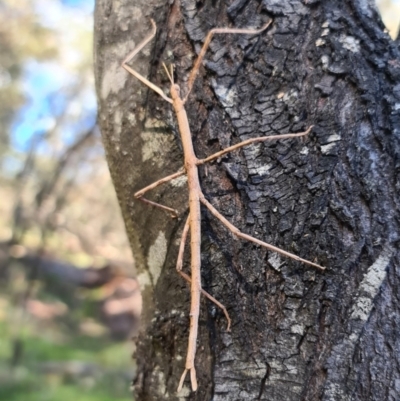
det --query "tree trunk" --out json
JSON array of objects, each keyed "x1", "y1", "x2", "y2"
[{"x1": 94, "y1": 0, "x2": 400, "y2": 399}]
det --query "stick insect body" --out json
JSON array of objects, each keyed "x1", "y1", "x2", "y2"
[{"x1": 122, "y1": 19, "x2": 324, "y2": 392}]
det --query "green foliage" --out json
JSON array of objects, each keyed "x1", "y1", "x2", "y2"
[
  {"x1": 0, "y1": 264, "x2": 135, "y2": 401},
  {"x1": 0, "y1": 379, "x2": 130, "y2": 401},
  {"x1": 0, "y1": 303, "x2": 134, "y2": 401}
]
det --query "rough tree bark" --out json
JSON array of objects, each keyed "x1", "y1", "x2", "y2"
[{"x1": 94, "y1": 0, "x2": 400, "y2": 400}]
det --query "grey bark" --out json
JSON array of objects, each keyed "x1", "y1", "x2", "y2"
[{"x1": 94, "y1": 0, "x2": 400, "y2": 400}]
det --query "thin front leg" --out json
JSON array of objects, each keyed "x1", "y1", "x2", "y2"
[
  {"x1": 135, "y1": 169, "x2": 185, "y2": 197},
  {"x1": 122, "y1": 19, "x2": 173, "y2": 104},
  {"x1": 176, "y1": 214, "x2": 231, "y2": 331},
  {"x1": 200, "y1": 194, "x2": 325, "y2": 271},
  {"x1": 183, "y1": 20, "x2": 272, "y2": 103},
  {"x1": 137, "y1": 197, "x2": 178, "y2": 218},
  {"x1": 197, "y1": 126, "x2": 313, "y2": 166},
  {"x1": 135, "y1": 169, "x2": 186, "y2": 217}
]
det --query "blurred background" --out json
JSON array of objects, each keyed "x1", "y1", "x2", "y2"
[
  {"x1": 0, "y1": 0, "x2": 398, "y2": 400},
  {"x1": 0, "y1": 0, "x2": 138, "y2": 400}
]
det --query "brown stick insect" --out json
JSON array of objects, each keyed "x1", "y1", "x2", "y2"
[{"x1": 122, "y1": 18, "x2": 325, "y2": 392}]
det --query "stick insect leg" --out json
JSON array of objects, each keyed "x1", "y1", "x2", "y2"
[
  {"x1": 197, "y1": 126, "x2": 313, "y2": 166},
  {"x1": 137, "y1": 198, "x2": 178, "y2": 218},
  {"x1": 183, "y1": 20, "x2": 272, "y2": 103},
  {"x1": 176, "y1": 215, "x2": 231, "y2": 331},
  {"x1": 200, "y1": 194, "x2": 325, "y2": 271},
  {"x1": 135, "y1": 169, "x2": 185, "y2": 218},
  {"x1": 122, "y1": 19, "x2": 172, "y2": 104}
]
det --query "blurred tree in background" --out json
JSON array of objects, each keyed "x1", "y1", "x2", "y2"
[
  {"x1": 0, "y1": 0, "x2": 132, "y2": 264},
  {"x1": 0, "y1": 0, "x2": 137, "y2": 400},
  {"x1": 0, "y1": 0, "x2": 57, "y2": 155}
]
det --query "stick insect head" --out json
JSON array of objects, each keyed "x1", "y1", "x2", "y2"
[{"x1": 162, "y1": 63, "x2": 181, "y2": 100}]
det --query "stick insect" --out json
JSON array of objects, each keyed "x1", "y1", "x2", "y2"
[{"x1": 122, "y1": 18, "x2": 325, "y2": 392}]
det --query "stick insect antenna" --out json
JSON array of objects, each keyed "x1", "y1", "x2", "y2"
[{"x1": 162, "y1": 62, "x2": 174, "y2": 84}]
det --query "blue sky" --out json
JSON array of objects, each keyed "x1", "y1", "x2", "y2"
[
  {"x1": 62, "y1": 0, "x2": 94, "y2": 10},
  {"x1": 11, "y1": 0, "x2": 96, "y2": 154}
]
